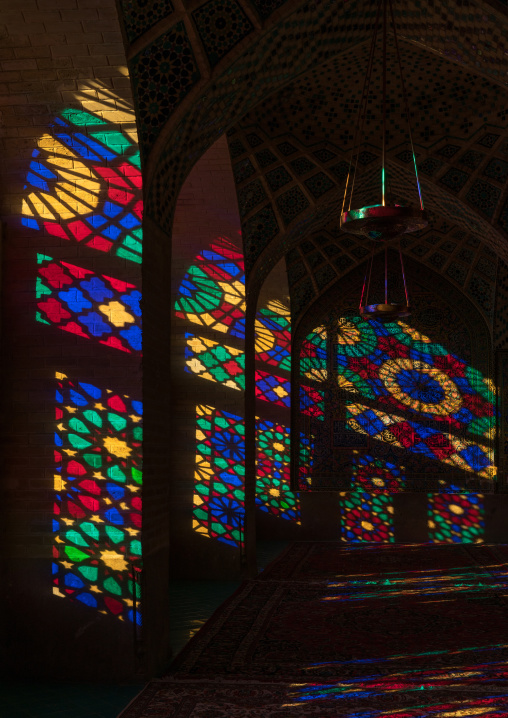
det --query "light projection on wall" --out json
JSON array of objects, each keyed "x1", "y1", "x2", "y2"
[
  {"x1": 36, "y1": 254, "x2": 142, "y2": 353},
  {"x1": 428, "y1": 493, "x2": 485, "y2": 543},
  {"x1": 299, "y1": 315, "x2": 496, "y2": 491},
  {"x1": 194, "y1": 405, "x2": 246, "y2": 548},
  {"x1": 193, "y1": 407, "x2": 301, "y2": 546},
  {"x1": 175, "y1": 239, "x2": 246, "y2": 337},
  {"x1": 340, "y1": 491, "x2": 395, "y2": 542},
  {"x1": 21, "y1": 108, "x2": 143, "y2": 264},
  {"x1": 53, "y1": 373, "x2": 143, "y2": 623},
  {"x1": 256, "y1": 420, "x2": 300, "y2": 523},
  {"x1": 176, "y1": 237, "x2": 299, "y2": 534}
]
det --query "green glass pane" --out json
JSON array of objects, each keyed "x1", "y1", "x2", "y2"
[
  {"x1": 133, "y1": 427, "x2": 142, "y2": 441},
  {"x1": 131, "y1": 467, "x2": 142, "y2": 484},
  {"x1": 37, "y1": 253, "x2": 53, "y2": 264}
]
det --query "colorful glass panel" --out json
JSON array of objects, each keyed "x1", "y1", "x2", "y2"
[
  {"x1": 36, "y1": 254, "x2": 142, "y2": 353},
  {"x1": 340, "y1": 491, "x2": 394, "y2": 542},
  {"x1": 256, "y1": 420, "x2": 300, "y2": 522},
  {"x1": 53, "y1": 373, "x2": 143, "y2": 623},
  {"x1": 21, "y1": 108, "x2": 142, "y2": 264},
  {"x1": 428, "y1": 493, "x2": 485, "y2": 543}
]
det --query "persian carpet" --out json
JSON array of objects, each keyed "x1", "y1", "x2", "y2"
[{"x1": 119, "y1": 542, "x2": 508, "y2": 717}]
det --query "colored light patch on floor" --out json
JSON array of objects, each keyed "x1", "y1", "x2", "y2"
[
  {"x1": 21, "y1": 108, "x2": 142, "y2": 264},
  {"x1": 428, "y1": 493, "x2": 485, "y2": 543},
  {"x1": 36, "y1": 254, "x2": 142, "y2": 353},
  {"x1": 256, "y1": 419, "x2": 300, "y2": 523},
  {"x1": 53, "y1": 373, "x2": 143, "y2": 624},
  {"x1": 340, "y1": 491, "x2": 395, "y2": 542},
  {"x1": 175, "y1": 238, "x2": 246, "y2": 338}
]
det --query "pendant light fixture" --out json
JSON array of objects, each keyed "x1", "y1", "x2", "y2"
[{"x1": 340, "y1": 0, "x2": 428, "y2": 320}]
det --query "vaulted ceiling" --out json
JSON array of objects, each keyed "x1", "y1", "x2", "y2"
[{"x1": 227, "y1": 38, "x2": 508, "y2": 325}]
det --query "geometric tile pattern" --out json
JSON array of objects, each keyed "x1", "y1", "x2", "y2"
[
  {"x1": 193, "y1": 0, "x2": 253, "y2": 68},
  {"x1": 119, "y1": 0, "x2": 174, "y2": 44}
]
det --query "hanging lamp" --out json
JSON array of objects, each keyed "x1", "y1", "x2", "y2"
[{"x1": 339, "y1": 0, "x2": 427, "y2": 320}]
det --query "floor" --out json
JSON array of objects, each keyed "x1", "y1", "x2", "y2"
[{"x1": 1, "y1": 541, "x2": 287, "y2": 718}]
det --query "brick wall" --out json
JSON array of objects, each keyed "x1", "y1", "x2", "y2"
[{"x1": 0, "y1": 0, "x2": 152, "y2": 680}]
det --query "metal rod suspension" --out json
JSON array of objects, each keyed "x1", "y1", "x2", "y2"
[
  {"x1": 388, "y1": 0, "x2": 424, "y2": 210},
  {"x1": 365, "y1": 253, "x2": 374, "y2": 308},
  {"x1": 399, "y1": 241, "x2": 410, "y2": 305},
  {"x1": 346, "y1": 0, "x2": 383, "y2": 212},
  {"x1": 384, "y1": 245, "x2": 388, "y2": 304},
  {"x1": 382, "y1": 0, "x2": 387, "y2": 207}
]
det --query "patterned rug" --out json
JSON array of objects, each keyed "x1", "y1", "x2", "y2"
[{"x1": 120, "y1": 543, "x2": 508, "y2": 717}]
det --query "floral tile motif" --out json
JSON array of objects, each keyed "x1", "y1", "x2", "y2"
[
  {"x1": 192, "y1": 0, "x2": 253, "y2": 68},
  {"x1": 439, "y1": 168, "x2": 469, "y2": 192},
  {"x1": 119, "y1": 0, "x2": 173, "y2": 44},
  {"x1": 238, "y1": 180, "x2": 267, "y2": 215},
  {"x1": 265, "y1": 165, "x2": 292, "y2": 192},
  {"x1": 466, "y1": 180, "x2": 501, "y2": 218},
  {"x1": 276, "y1": 186, "x2": 310, "y2": 226},
  {"x1": 131, "y1": 23, "x2": 200, "y2": 157}
]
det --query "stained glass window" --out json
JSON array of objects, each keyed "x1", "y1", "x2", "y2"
[
  {"x1": 53, "y1": 373, "x2": 143, "y2": 623},
  {"x1": 36, "y1": 254, "x2": 142, "y2": 353},
  {"x1": 428, "y1": 493, "x2": 485, "y2": 543},
  {"x1": 255, "y1": 301, "x2": 291, "y2": 371},
  {"x1": 21, "y1": 108, "x2": 142, "y2": 264}
]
